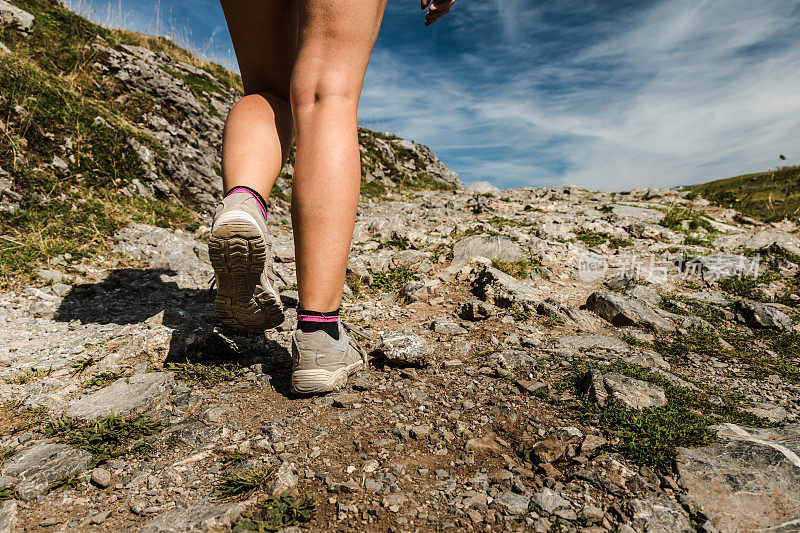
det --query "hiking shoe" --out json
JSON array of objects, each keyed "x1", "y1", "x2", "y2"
[
  {"x1": 209, "y1": 191, "x2": 284, "y2": 331},
  {"x1": 291, "y1": 323, "x2": 366, "y2": 394}
]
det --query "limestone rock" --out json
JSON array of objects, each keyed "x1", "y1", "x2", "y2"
[
  {"x1": 379, "y1": 332, "x2": 434, "y2": 366},
  {"x1": 0, "y1": 0, "x2": 34, "y2": 35},
  {"x1": 268, "y1": 462, "x2": 298, "y2": 497},
  {"x1": 138, "y1": 501, "x2": 246, "y2": 533},
  {"x1": 583, "y1": 370, "x2": 667, "y2": 410},
  {"x1": 65, "y1": 372, "x2": 175, "y2": 421},
  {"x1": 470, "y1": 265, "x2": 538, "y2": 309},
  {"x1": 585, "y1": 290, "x2": 673, "y2": 333},
  {"x1": 537, "y1": 299, "x2": 600, "y2": 331},
  {"x1": 0, "y1": 500, "x2": 17, "y2": 533},
  {"x1": 2, "y1": 443, "x2": 91, "y2": 500},
  {"x1": 609, "y1": 205, "x2": 663, "y2": 223},
  {"x1": 732, "y1": 300, "x2": 792, "y2": 330},
  {"x1": 114, "y1": 224, "x2": 212, "y2": 279},
  {"x1": 451, "y1": 235, "x2": 525, "y2": 269},
  {"x1": 492, "y1": 491, "x2": 530, "y2": 515},
  {"x1": 531, "y1": 488, "x2": 571, "y2": 514},
  {"x1": 677, "y1": 423, "x2": 800, "y2": 532},
  {"x1": 624, "y1": 493, "x2": 692, "y2": 533}
]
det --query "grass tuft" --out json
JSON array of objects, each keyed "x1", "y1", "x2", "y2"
[
  {"x1": 159, "y1": 361, "x2": 243, "y2": 387},
  {"x1": 216, "y1": 465, "x2": 277, "y2": 501},
  {"x1": 43, "y1": 413, "x2": 163, "y2": 467},
  {"x1": 84, "y1": 371, "x2": 122, "y2": 388},
  {"x1": 4, "y1": 368, "x2": 52, "y2": 384},
  {"x1": 492, "y1": 257, "x2": 546, "y2": 280}
]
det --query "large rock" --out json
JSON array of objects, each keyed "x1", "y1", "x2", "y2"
[
  {"x1": 583, "y1": 370, "x2": 667, "y2": 410},
  {"x1": 677, "y1": 423, "x2": 800, "y2": 532},
  {"x1": 451, "y1": 235, "x2": 525, "y2": 269},
  {"x1": 486, "y1": 350, "x2": 536, "y2": 372},
  {"x1": 537, "y1": 299, "x2": 600, "y2": 331},
  {"x1": 470, "y1": 265, "x2": 538, "y2": 309},
  {"x1": 66, "y1": 372, "x2": 175, "y2": 421},
  {"x1": 732, "y1": 300, "x2": 793, "y2": 330},
  {"x1": 2, "y1": 443, "x2": 91, "y2": 500},
  {"x1": 623, "y1": 493, "x2": 692, "y2": 533},
  {"x1": 0, "y1": 0, "x2": 34, "y2": 35},
  {"x1": 716, "y1": 228, "x2": 800, "y2": 256},
  {"x1": 585, "y1": 290, "x2": 673, "y2": 333},
  {"x1": 138, "y1": 501, "x2": 246, "y2": 533},
  {"x1": 379, "y1": 332, "x2": 434, "y2": 366},
  {"x1": 0, "y1": 500, "x2": 17, "y2": 533},
  {"x1": 492, "y1": 491, "x2": 530, "y2": 515},
  {"x1": 530, "y1": 488, "x2": 571, "y2": 514},
  {"x1": 609, "y1": 205, "x2": 664, "y2": 223},
  {"x1": 114, "y1": 224, "x2": 212, "y2": 277},
  {"x1": 679, "y1": 253, "x2": 758, "y2": 281}
]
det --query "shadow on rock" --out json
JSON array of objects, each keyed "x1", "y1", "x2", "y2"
[
  {"x1": 54, "y1": 267, "x2": 298, "y2": 398},
  {"x1": 54, "y1": 268, "x2": 214, "y2": 326}
]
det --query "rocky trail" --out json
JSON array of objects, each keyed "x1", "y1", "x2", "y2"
[
  {"x1": 3, "y1": 184, "x2": 800, "y2": 532},
  {"x1": 2, "y1": 1, "x2": 800, "y2": 532}
]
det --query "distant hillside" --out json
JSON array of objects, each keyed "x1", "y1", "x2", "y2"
[{"x1": 690, "y1": 166, "x2": 800, "y2": 222}]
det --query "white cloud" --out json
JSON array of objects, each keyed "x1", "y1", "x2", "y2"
[{"x1": 361, "y1": 0, "x2": 800, "y2": 190}]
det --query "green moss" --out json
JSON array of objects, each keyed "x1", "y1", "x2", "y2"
[
  {"x1": 486, "y1": 216, "x2": 534, "y2": 229},
  {"x1": 569, "y1": 360, "x2": 770, "y2": 472},
  {"x1": 0, "y1": 486, "x2": 20, "y2": 502},
  {"x1": 429, "y1": 242, "x2": 454, "y2": 263},
  {"x1": 361, "y1": 180, "x2": 387, "y2": 198},
  {"x1": 49, "y1": 472, "x2": 83, "y2": 492}
]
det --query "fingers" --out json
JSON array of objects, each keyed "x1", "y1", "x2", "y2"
[
  {"x1": 421, "y1": 0, "x2": 431, "y2": 9},
  {"x1": 424, "y1": 0, "x2": 453, "y2": 25}
]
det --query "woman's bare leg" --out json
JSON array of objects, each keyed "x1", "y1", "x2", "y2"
[
  {"x1": 219, "y1": 0, "x2": 298, "y2": 200},
  {"x1": 291, "y1": 0, "x2": 386, "y2": 312}
]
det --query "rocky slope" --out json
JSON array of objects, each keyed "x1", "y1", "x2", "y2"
[{"x1": 2, "y1": 1, "x2": 800, "y2": 533}]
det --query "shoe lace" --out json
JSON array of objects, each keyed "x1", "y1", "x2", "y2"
[{"x1": 207, "y1": 276, "x2": 216, "y2": 302}]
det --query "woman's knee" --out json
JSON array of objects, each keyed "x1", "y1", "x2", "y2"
[{"x1": 289, "y1": 70, "x2": 362, "y2": 113}]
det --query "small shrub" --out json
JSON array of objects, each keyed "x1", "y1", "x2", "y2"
[{"x1": 233, "y1": 493, "x2": 317, "y2": 532}]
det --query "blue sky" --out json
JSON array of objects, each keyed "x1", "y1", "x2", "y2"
[{"x1": 68, "y1": 0, "x2": 800, "y2": 190}]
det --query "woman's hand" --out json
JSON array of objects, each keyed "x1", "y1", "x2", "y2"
[{"x1": 421, "y1": 0, "x2": 454, "y2": 26}]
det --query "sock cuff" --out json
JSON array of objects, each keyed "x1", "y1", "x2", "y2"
[
  {"x1": 297, "y1": 307, "x2": 340, "y2": 322},
  {"x1": 226, "y1": 185, "x2": 268, "y2": 220}
]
